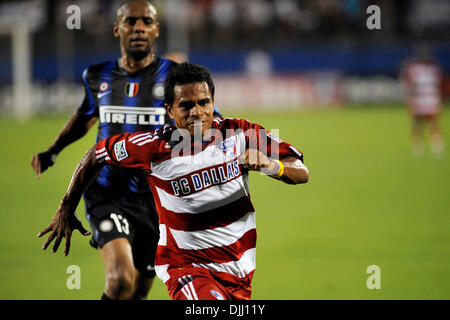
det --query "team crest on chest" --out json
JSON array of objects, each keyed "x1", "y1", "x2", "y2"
[
  {"x1": 125, "y1": 82, "x2": 139, "y2": 97},
  {"x1": 220, "y1": 139, "x2": 237, "y2": 158},
  {"x1": 152, "y1": 83, "x2": 165, "y2": 100}
]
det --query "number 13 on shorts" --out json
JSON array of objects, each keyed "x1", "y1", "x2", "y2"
[{"x1": 110, "y1": 213, "x2": 129, "y2": 235}]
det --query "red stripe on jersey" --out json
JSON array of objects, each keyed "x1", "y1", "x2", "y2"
[
  {"x1": 164, "y1": 196, "x2": 254, "y2": 232},
  {"x1": 176, "y1": 229, "x2": 257, "y2": 265},
  {"x1": 155, "y1": 228, "x2": 256, "y2": 268}
]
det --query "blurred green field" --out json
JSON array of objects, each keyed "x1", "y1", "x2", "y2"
[{"x1": 0, "y1": 104, "x2": 449, "y2": 300}]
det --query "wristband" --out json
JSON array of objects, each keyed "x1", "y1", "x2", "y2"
[
  {"x1": 274, "y1": 160, "x2": 284, "y2": 178},
  {"x1": 267, "y1": 160, "x2": 284, "y2": 177}
]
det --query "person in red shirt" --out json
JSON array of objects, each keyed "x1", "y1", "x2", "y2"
[
  {"x1": 401, "y1": 44, "x2": 445, "y2": 156},
  {"x1": 37, "y1": 62, "x2": 309, "y2": 300}
]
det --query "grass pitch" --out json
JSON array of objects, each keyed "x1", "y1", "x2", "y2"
[{"x1": 0, "y1": 105, "x2": 449, "y2": 299}]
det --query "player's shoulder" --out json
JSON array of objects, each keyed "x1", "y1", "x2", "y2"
[
  {"x1": 214, "y1": 117, "x2": 262, "y2": 131},
  {"x1": 159, "y1": 56, "x2": 176, "y2": 64},
  {"x1": 82, "y1": 60, "x2": 117, "y2": 80},
  {"x1": 158, "y1": 56, "x2": 179, "y2": 72}
]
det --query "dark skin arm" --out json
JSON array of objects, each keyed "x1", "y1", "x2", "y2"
[
  {"x1": 37, "y1": 145, "x2": 104, "y2": 256},
  {"x1": 30, "y1": 112, "x2": 98, "y2": 178},
  {"x1": 240, "y1": 149, "x2": 309, "y2": 184}
]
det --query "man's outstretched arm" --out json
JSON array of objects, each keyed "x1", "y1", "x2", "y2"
[
  {"x1": 31, "y1": 112, "x2": 98, "y2": 178},
  {"x1": 37, "y1": 144, "x2": 103, "y2": 256},
  {"x1": 275, "y1": 156, "x2": 309, "y2": 185}
]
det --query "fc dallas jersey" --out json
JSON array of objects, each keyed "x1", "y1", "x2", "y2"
[
  {"x1": 402, "y1": 58, "x2": 442, "y2": 116},
  {"x1": 78, "y1": 57, "x2": 177, "y2": 193},
  {"x1": 95, "y1": 118, "x2": 304, "y2": 287}
]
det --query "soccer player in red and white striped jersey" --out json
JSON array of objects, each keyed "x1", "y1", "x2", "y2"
[
  {"x1": 38, "y1": 62, "x2": 309, "y2": 300},
  {"x1": 401, "y1": 44, "x2": 445, "y2": 155}
]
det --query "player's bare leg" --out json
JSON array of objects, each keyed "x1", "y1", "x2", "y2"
[
  {"x1": 99, "y1": 238, "x2": 137, "y2": 300},
  {"x1": 429, "y1": 117, "x2": 445, "y2": 156},
  {"x1": 131, "y1": 270, "x2": 154, "y2": 300},
  {"x1": 411, "y1": 117, "x2": 425, "y2": 156}
]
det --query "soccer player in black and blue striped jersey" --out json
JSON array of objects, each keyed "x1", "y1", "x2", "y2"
[{"x1": 32, "y1": 0, "x2": 220, "y2": 300}]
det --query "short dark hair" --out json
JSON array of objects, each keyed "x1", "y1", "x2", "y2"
[
  {"x1": 117, "y1": 0, "x2": 152, "y2": 13},
  {"x1": 164, "y1": 62, "x2": 215, "y2": 106},
  {"x1": 116, "y1": 0, "x2": 156, "y2": 22}
]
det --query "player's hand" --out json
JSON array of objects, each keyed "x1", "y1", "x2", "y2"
[
  {"x1": 31, "y1": 151, "x2": 56, "y2": 178},
  {"x1": 37, "y1": 207, "x2": 91, "y2": 256},
  {"x1": 240, "y1": 149, "x2": 276, "y2": 173}
]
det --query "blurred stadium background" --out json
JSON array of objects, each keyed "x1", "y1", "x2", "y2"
[{"x1": 0, "y1": 0, "x2": 449, "y2": 300}]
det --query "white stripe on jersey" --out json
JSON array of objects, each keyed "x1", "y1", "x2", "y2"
[
  {"x1": 158, "y1": 224, "x2": 167, "y2": 246},
  {"x1": 137, "y1": 135, "x2": 160, "y2": 146},
  {"x1": 181, "y1": 281, "x2": 198, "y2": 300},
  {"x1": 170, "y1": 211, "x2": 255, "y2": 250},
  {"x1": 155, "y1": 264, "x2": 170, "y2": 283},
  {"x1": 192, "y1": 248, "x2": 256, "y2": 279},
  {"x1": 95, "y1": 147, "x2": 106, "y2": 154},
  {"x1": 130, "y1": 134, "x2": 154, "y2": 144},
  {"x1": 188, "y1": 282, "x2": 199, "y2": 300},
  {"x1": 213, "y1": 118, "x2": 223, "y2": 125},
  {"x1": 289, "y1": 146, "x2": 303, "y2": 159},
  {"x1": 128, "y1": 131, "x2": 153, "y2": 142},
  {"x1": 151, "y1": 133, "x2": 245, "y2": 180},
  {"x1": 181, "y1": 286, "x2": 192, "y2": 300},
  {"x1": 95, "y1": 151, "x2": 108, "y2": 159},
  {"x1": 169, "y1": 212, "x2": 256, "y2": 250},
  {"x1": 155, "y1": 176, "x2": 248, "y2": 214}
]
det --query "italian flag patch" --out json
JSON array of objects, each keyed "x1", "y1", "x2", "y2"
[{"x1": 125, "y1": 82, "x2": 139, "y2": 97}]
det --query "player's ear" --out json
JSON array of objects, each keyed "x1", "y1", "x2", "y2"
[
  {"x1": 113, "y1": 23, "x2": 119, "y2": 38},
  {"x1": 165, "y1": 103, "x2": 174, "y2": 119},
  {"x1": 155, "y1": 22, "x2": 160, "y2": 39}
]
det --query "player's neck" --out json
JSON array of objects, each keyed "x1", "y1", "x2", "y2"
[{"x1": 119, "y1": 52, "x2": 155, "y2": 73}]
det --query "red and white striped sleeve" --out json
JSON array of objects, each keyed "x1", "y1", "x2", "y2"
[{"x1": 95, "y1": 131, "x2": 158, "y2": 171}]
